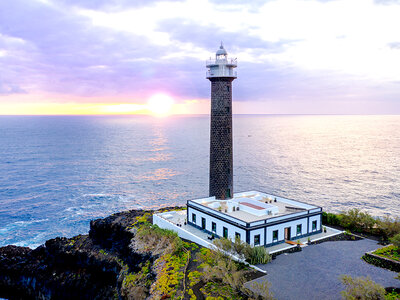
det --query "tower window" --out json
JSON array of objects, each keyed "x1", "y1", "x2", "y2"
[
  {"x1": 226, "y1": 107, "x2": 230, "y2": 113},
  {"x1": 227, "y1": 86, "x2": 230, "y2": 92}
]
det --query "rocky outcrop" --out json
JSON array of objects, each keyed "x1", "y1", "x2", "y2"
[{"x1": 0, "y1": 207, "x2": 182, "y2": 300}]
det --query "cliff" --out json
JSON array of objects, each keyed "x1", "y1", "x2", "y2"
[
  {"x1": 0, "y1": 208, "x2": 263, "y2": 300},
  {"x1": 0, "y1": 208, "x2": 171, "y2": 299}
]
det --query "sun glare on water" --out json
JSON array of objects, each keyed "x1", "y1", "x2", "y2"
[{"x1": 147, "y1": 93, "x2": 174, "y2": 116}]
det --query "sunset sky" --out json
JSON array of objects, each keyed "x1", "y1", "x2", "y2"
[{"x1": 1, "y1": 0, "x2": 400, "y2": 115}]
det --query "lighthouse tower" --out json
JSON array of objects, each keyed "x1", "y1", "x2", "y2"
[{"x1": 206, "y1": 44, "x2": 237, "y2": 200}]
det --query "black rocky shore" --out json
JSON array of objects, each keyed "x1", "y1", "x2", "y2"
[{"x1": 0, "y1": 207, "x2": 182, "y2": 300}]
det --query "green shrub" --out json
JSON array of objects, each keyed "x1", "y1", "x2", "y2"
[
  {"x1": 247, "y1": 246, "x2": 271, "y2": 265},
  {"x1": 390, "y1": 233, "x2": 400, "y2": 249},
  {"x1": 233, "y1": 236, "x2": 246, "y2": 255},
  {"x1": 386, "y1": 290, "x2": 400, "y2": 300},
  {"x1": 247, "y1": 280, "x2": 275, "y2": 300},
  {"x1": 213, "y1": 237, "x2": 233, "y2": 253},
  {"x1": 377, "y1": 216, "x2": 400, "y2": 240},
  {"x1": 322, "y1": 212, "x2": 341, "y2": 226},
  {"x1": 339, "y1": 209, "x2": 376, "y2": 232},
  {"x1": 135, "y1": 223, "x2": 183, "y2": 254},
  {"x1": 340, "y1": 275, "x2": 386, "y2": 300},
  {"x1": 212, "y1": 238, "x2": 271, "y2": 265}
]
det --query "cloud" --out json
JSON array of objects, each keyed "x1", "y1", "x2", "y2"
[
  {"x1": 0, "y1": 0, "x2": 400, "y2": 114},
  {"x1": 157, "y1": 18, "x2": 291, "y2": 53},
  {"x1": 55, "y1": 0, "x2": 185, "y2": 11}
]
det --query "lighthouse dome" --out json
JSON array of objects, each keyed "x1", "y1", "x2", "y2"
[{"x1": 216, "y1": 45, "x2": 227, "y2": 56}]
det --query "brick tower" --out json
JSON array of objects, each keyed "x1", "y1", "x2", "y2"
[{"x1": 206, "y1": 44, "x2": 237, "y2": 200}]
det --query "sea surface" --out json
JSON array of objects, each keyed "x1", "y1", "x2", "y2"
[{"x1": 0, "y1": 115, "x2": 399, "y2": 248}]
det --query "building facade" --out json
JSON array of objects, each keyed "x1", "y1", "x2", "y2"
[{"x1": 187, "y1": 191, "x2": 322, "y2": 247}]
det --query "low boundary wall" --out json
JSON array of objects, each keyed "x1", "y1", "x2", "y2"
[{"x1": 363, "y1": 250, "x2": 400, "y2": 273}]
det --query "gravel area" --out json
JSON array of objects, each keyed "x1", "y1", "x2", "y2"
[{"x1": 246, "y1": 238, "x2": 399, "y2": 300}]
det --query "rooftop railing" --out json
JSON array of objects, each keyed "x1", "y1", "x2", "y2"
[
  {"x1": 206, "y1": 58, "x2": 237, "y2": 67},
  {"x1": 206, "y1": 69, "x2": 237, "y2": 78}
]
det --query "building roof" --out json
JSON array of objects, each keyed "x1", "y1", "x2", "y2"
[
  {"x1": 188, "y1": 191, "x2": 321, "y2": 224},
  {"x1": 240, "y1": 202, "x2": 264, "y2": 210},
  {"x1": 216, "y1": 44, "x2": 228, "y2": 56}
]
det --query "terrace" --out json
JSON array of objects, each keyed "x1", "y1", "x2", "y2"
[{"x1": 189, "y1": 191, "x2": 321, "y2": 224}]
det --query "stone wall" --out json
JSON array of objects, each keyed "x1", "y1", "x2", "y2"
[
  {"x1": 209, "y1": 77, "x2": 234, "y2": 200},
  {"x1": 363, "y1": 251, "x2": 400, "y2": 273}
]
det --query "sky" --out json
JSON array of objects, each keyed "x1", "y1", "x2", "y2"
[{"x1": 1, "y1": 0, "x2": 400, "y2": 115}]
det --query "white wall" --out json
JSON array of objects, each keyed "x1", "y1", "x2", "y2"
[
  {"x1": 265, "y1": 217, "x2": 309, "y2": 244},
  {"x1": 153, "y1": 214, "x2": 213, "y2": 249},
  {"x1": 249, "y1": 228, "x2": 264, "y2": 246},
  {"x1": 309, "y1": 214, "x2": 321, "y2": 232},
  {"x1": 188, "y1": 207, "x2": 246, "y2": 242}
]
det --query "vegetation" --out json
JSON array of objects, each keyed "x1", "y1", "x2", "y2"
[
  {"x1": 195, "y1": 245, "x2": 273, "y2": 299},
  {"x1": 385, "y1": 290, "x2": 400, "y2": 300},
  {"x1": 340, "y1": 275, "x2": 386, "y2": 300},
  {"x1": 340, "y1": 275, "x2": 400, "y2": 300},
  {"x1": 121, "y1": 213, "x2": 269, "y2": 299},
  {"x1": 212, "y1": 237, "x2": 272, "y2": 265},
  {"x1": 377, "y1": 216, "x2": 400, "y2": 241},
  {"x1": 135, "y1": 222, "x2": 183, "y2": 255},
  {"x1": 121, "y1": 261, "x2": 152, "y2": 299},
  {"x1": 339, "y1": 209, "x2": 376, "y2": 233},
  {"x1": 248, "y1": 281, "x2": 275, "y2": 300},
  {"x1": 322, "y1": 209, "x2": 400, "y2": 242},
  {"x1": 390, "y1": 233, "x2": 400, "y2": 248},
  {"x1": 373, "y1": 245, "x2": 400, "y2": 262}
]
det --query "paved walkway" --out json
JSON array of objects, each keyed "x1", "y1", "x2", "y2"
[{"x1": 246, "y1": 239, "x2": 400, "y2": 300}]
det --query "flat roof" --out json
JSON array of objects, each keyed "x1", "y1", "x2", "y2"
[
  {"x1": 240, "y1": 202, "x2": 264, "y2": 210},
  {"x1": 189, "y1": 191, "x2": 321, "y2": 223}
]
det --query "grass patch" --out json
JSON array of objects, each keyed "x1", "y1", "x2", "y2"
[
  {"x1": 152, "y1": 250, "x2": 188, "y2": 299},
  {"x1": 373, "y1": 245, "x2": 400, "y2": 262}
]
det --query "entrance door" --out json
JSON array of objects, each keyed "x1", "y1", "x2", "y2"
[{"x1": 284, "y1": 227, "x2": 291, "y2": 240}]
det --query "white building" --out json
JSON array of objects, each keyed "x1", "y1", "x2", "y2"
[{"x1": 186, "y1": 191, "x2": 322, "y2": 247}]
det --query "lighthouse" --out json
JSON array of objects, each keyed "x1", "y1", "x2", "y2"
[
  {"x1": 206, "y1": 44, "x2": 237, "y2": 200},
  {"x1": 154, "y1": 45, "x2": 324, "y2": 248}
]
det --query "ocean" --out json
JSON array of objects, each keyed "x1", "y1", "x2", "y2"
[{"x1": 0, "y1": 115, "x2": 399, "y2": 248}]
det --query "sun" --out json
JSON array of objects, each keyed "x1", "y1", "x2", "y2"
[{"x1": 147, "y1": 93, "x2": 174, "y2": 116}]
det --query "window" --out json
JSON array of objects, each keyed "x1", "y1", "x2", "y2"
[
  {"x1": 212, "y1": 222, "x2": 216, "y2": 232},
  {"x1": 254, "y1": 234, "x2": 260, "y2": 246},
  {"x1": 201, "y1": 217, "x2": 206, "y2": 230},
  {"x1": 273, "y1": 230, "x2": 278, "y2": 241},
  {"x1": 223, "y1": 227, "x2": 228, "y2": 238},
  {"x1": 297, "y1": 224, "x2": 302, "y2": 235},
  {"x1": 312, "y1": 220, "x2": 317, "y2": 231},
  {"x1": 192, "y1": 213, "x2": 196, "y2": 223},
  {"x1": 227, "y1": 86, "x2": 230, "y2": 92},
  {"x1": 235, "y1": 232, "x2": 241, "y2": 240}
]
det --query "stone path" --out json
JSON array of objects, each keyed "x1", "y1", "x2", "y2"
[{"x1": 246, "y1": 239, "x2": 399, "y2": 300}]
